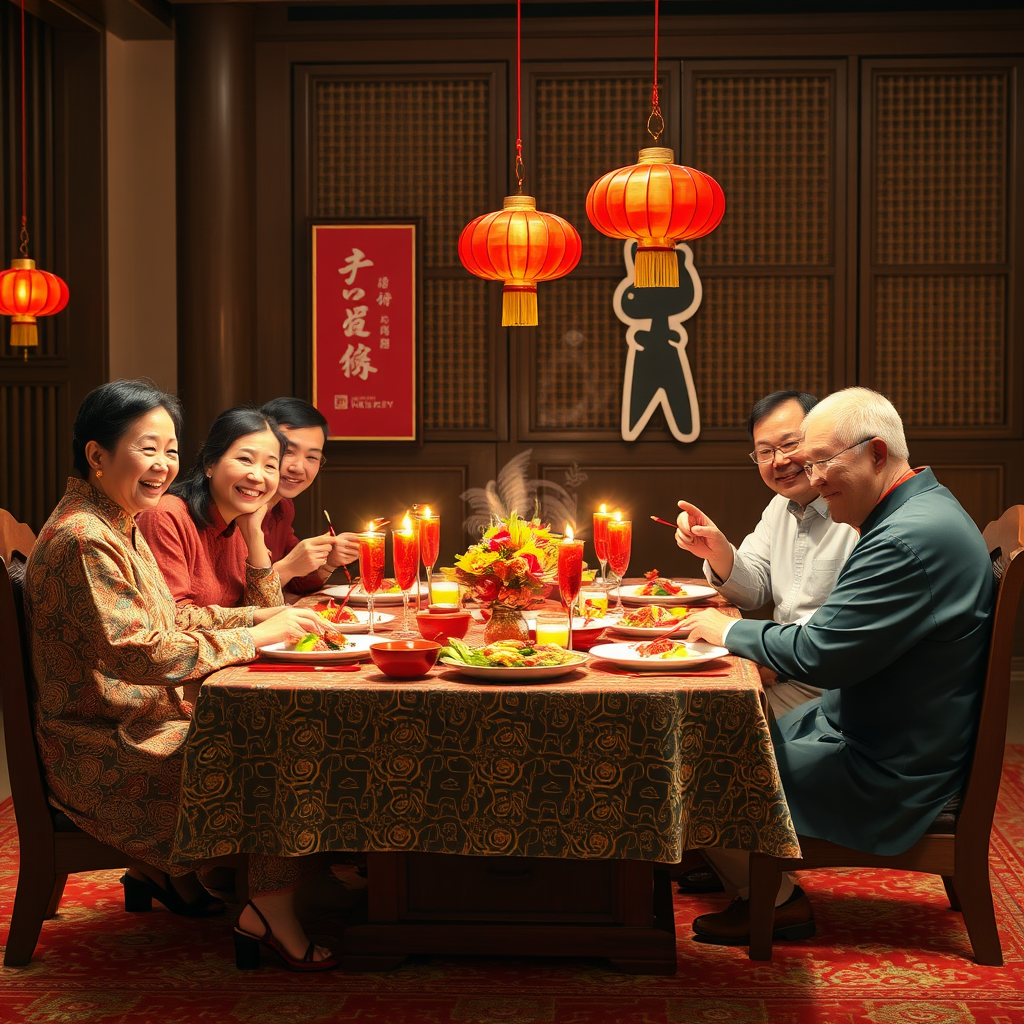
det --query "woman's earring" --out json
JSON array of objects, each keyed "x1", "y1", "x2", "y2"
[{"x1": 95, "y1": 469, "x2": 104, "y2": 478}]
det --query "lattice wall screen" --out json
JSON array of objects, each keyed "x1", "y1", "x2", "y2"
[
  {"x1": 691, "y1": 71, "x2": 837, "y2": 428},
  {"x1": 0, "y1": 385, "x2": 62, "y2": 528},
  {"x1": 870, "y1": 69, "x2": 1009, "y2": 430},
  {"x1": 313, "y1": 76, "x2": 493, "y2": 431},
  {"x1": 531, "y1": 74, "x2": 659, "y2": 431}
]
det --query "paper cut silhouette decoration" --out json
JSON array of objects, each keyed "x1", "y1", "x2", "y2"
[{"x1": 613, "y1": 240, "x2": 703, "y2": 443}]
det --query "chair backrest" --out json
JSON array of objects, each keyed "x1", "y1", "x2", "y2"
[
  {"x1": 0, "y1": 508, "x2": 36, "y2": 563},
  {"x1": 0, "y1": 554, "x2": 57, "y2": 843},
  {"x1": 957, "y1": 506, "x2": 1024, "y2": 836}
]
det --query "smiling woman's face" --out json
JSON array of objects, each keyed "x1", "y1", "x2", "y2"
[
  {"x1": 207, "y1": 428, "x2": 281, "y2": 524},
  {"x1": 90, "y1": 407, "x2": 180, "y2": 517}
]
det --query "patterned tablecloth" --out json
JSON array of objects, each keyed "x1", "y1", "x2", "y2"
[{"x1": 173, "y1": 594, "x2": 800, "y2": 865}]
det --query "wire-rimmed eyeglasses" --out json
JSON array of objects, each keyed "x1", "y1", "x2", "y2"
[
  {"x1": 801, "y1": 438, "x2": 874, "y2": 479},
  {"x1": 748, "y1": 439, "x2": 801, "y2": 465}
]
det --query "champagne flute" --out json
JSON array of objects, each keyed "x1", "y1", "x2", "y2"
[
  {"x1": 419, "y1": 507, "x2": 440, "y2": 601},
  {"x1": 606, "y1": 514, "x2": 632, "y2": 615},
  {"x1": 392, "y1": 515, "x2": 419, "y2": 637},
  {"x1": 358, "y1": 527, "x2": 386, "y2": 636},
  {"x1": 593, "y1": 505, "x2": 614, "y2": 585},
  {"x1": 558, "y1": 526, "x2": 585, "y2": 652}
]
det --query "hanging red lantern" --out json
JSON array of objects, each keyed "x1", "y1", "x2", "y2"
[
  {"x1": 0, "y1": 259, "x2": 70, "y2": 351},
  {"x1": 458, "y1": 196, "x2": 581, "y2": 327},
  {"x1": 2, "y1": 0, "x2": 69, "y2": 358},
  {"x1": 457, "y1": 0, "x2": 581, "y2": 326},
  {"x1": 585, "y1": 0, "x2": 724, "y2": 288},
  {"x1": 586, "y1": 148, "x2": 724, "y2": 288}
]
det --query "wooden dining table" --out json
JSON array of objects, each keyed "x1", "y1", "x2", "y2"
[{"x1": 173, "y1": 585, "x2": 799, "y2": 974}]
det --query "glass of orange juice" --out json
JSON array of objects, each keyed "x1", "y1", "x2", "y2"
[{"x1": 533, "y1": 611, "x2": 569, "y2": 648}]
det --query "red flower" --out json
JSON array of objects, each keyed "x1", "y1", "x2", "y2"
[
  {"x1": 521, "y1": 553, "x2": 542, "y2": 577},
  {"x1": 488, "y1": 528, "x2": 512, "y2": 552},
  {"x1": 475, "y1": 576, "x2": 500, "y2": 603}
]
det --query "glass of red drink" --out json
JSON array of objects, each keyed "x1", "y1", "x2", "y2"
[
  {"x1": 606, "y1": 516, "x2": 632, "y2": 614},
  {"x1": 558, "y1": 529, "x2": 585, "y2": 651},
  {"x1": 593, "y1": 506, "x2": 614, "y2": 584},
  {"x1": 359, "y1": 530, "x2": 386, "y2": 635},
  {"x1": 393, "y1": 516, "x2": 420, "y2": 636},
  {"x1": 418, "y1": 508, "x2": 440, "y2": 599}
]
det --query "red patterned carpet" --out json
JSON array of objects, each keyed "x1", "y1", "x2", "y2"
[{"x1": 2, "y1": 750, "x2": 1023, "y2": 1024}]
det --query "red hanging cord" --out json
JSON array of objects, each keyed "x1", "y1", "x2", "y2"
[
  {"x1": 19, "y1": 0, "x2": 29, "y2": 255},
  {"x1": 647, "y1": 0, "x2": 664, "y2": 142},
  {"x1": 515, "y1": 0, "x2": 524, "y2": 191}
]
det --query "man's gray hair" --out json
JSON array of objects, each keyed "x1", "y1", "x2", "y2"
[{"x1": 803, "y1": 387, "x2": 910, "y2": 461}]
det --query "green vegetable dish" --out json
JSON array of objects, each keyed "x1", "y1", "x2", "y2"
[{"x1": 441, "y1": 637, "x2": 581, "y2": 668}]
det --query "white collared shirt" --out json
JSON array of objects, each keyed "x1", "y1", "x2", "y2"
[{"x1": 707, "y1": 494, "x2": 858, "y2": 641}]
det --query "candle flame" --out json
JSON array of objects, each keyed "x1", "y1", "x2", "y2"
[
  {"x1": 600, "y1": 503, "x2": 607, "y2": 513},
  {"x1": 366, "y1": 522, "x2": 375, "y2": 532},
  {"x1": 402, "y1": 514, "x2": 413, "y2": 532},
  {"x1": 423, "y1": 506, "x2": 432, "y2": 518},
  {"x1": 614, "y1": 510, "x2": 622, "y2": 522},
  {"x1": 565, "y1": 524, "x2": 574, "y2": 540}
]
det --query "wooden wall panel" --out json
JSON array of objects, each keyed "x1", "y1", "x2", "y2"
[
  {"x1": 930, "y1": 465, "x2": 1004, "y2": 531},
  {"x1": 862, "y1": 59, "x2": 1020, "y2": 438},
  {"x1": 0, "y1": 383, "x2": 64, "y2": 527}
]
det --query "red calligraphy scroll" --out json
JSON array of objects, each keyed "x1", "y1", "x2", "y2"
[{"x1": 311, "y1": 222, "x2": 420, "y2": 441}]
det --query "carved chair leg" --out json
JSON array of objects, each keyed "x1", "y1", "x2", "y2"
[
  {"x1": 941, "y1": 875, "x2": 960, "y2": 911},
  {"x1": 4, "y1": 864, "x2": 58, "y2": 966},
  {"x1": 748, "y1": 853, "x2": 782, "y2": 961},
  {"x1": 951, "y1": 867, "x2": 1003, "y2": 966},
  {"x1": 46, "y1": 874, "x2": 68, "y2": 918}
]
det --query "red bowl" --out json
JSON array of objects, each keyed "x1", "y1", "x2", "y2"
[
  {"x1": 415, "y1": 608, "x2": 472, "y2": 644},
  {"x1": 369, "y1": 639, "x2": 442, "y2": 679}
]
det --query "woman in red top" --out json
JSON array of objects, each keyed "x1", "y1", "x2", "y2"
[{"x1": 138, "y1": 407, "x2": 293, "y2": 622}]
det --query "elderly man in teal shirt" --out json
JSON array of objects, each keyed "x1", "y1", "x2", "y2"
[{"x1": 685, "y1": 387, "x2": 995, "y2": 945}]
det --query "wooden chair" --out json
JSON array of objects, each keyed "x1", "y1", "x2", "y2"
[
  {"x1": 748, "y1": 505, "x2": 1024, "y2": 966},
  {"x1": 0, "y1": 508, "x2": 35, "y2": 564},
  {"x1": 0, "y1": 552, "x2": 125, "y2": 966}
]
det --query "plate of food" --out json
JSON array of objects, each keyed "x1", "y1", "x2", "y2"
[
  {"x1": 258, "y1": 633, "x2": 375, "y2": 664},
  {"x1": 438, "y1": 638, "x2": 589, "y2": 683},
  {"x1": 588, "y1": 640, "x2": 729, "y2": 673},
  {"x1": 607, "y1": 605, "x2": 694, "y2": 638},
  {"x1": 322, "y1": 580, "x2": 426, "y2": 606},
  {"x1": 308, "y1": 600, "x2": 394, "y2": 633},
  {"x1": 613, "y1": 571, "x2": 717, "y2": 606}
]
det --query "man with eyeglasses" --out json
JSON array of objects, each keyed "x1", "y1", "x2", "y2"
[
  {"x1": 675, "y1": 390, "x2": 858, "y2": 718},
  {"x1": 260, "y1": 397, "x2": 359, "y2": 594},
  {"x1": 683, "y1": 387, "x2": 994, "y2": 947}
]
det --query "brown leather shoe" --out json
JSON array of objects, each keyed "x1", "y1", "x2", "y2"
[{"x1": 692, "y1": 886, "x2": 815, "y2": 946}]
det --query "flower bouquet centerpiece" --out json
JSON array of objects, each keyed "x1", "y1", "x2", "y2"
[{"x1": 450, "y1": 511, "x2": 559, "y2": 643}]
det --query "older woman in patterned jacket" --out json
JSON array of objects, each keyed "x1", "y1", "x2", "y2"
[{"x1": 24, "y1": 379, "x2": 339, "y2": 972}]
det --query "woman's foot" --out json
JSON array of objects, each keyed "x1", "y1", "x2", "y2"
[{"x1": 238, "y1": 892, "x2": 333, "y2": 964}]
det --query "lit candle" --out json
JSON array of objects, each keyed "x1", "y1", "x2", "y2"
[
  {"x1": 392, "y1": 514, "x2": 420, "y2": 633},
  {"x1": 419, "y1": 506, "x2": 440, "y2": 571}
]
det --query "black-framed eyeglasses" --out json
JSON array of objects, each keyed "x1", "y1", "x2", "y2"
[
  {"x1": 748, "y1": 439, "x2": 801, "y2": 465},
  {"x1": 801, "y1": 438, "x2": 874, "y2": 478}
]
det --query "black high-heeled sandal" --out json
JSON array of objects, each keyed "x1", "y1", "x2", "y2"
[
  {"x1": 120, "y1": 871, "x2": 226, "y2": 917},
  {"x1": 233, "y1": 900, "x2": 340, "y2": 972}
]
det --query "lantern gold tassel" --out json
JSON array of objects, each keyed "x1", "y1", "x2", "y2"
[
  {"x1": 9, "y1": 316, "x2": 37, "y2": 350},
  {"x1": 635, "y1": 248, "x2": 679, "y2": 289},
  {"x1": 502, "y1": 284, "x2": 538, "y2": 327}
]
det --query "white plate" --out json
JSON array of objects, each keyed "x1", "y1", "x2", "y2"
[
  {"x1": 258, "y1": 634, "x2": 376, "y2": 664},
  {"x1": 438, "y1": 654, "x2": 589, "y2": 684},
  {"x1": 612, "y1": 583, "x2": 718, "y2": 606},
  {"x1": 588, "y1": 641, "x2": 730, "y2": 673},
  {"x1": 608, "y1": 619, "x2": 694, "y2": 639},
  {"x1": 309, "y1": 607, "x2": 394, "y2": 634},
  {"x1": 322, "y1": 582, "x2": 426, "y2": 606}
]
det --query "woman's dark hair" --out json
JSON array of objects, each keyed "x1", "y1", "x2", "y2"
[
  {"x1": 260, "y1": 397, "x2": 328, "y2": 440},
  {"x1": 170, "y1": 407, "x2": 288, "y2": 528},
  {"x1": 72, "y1": 379, "x2": 184, "y2": 478},
  {"x1": 745, "y1": 391, "x2": 819, "y2": 438}
]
